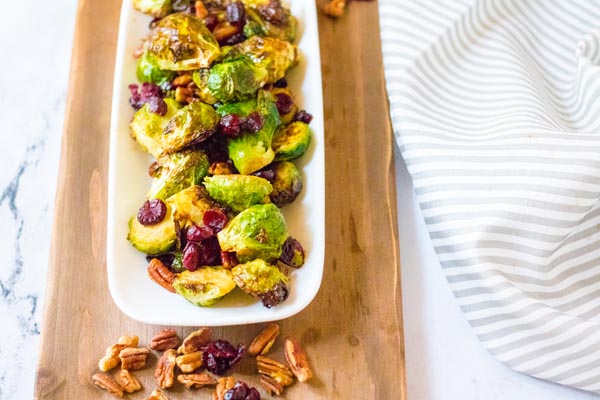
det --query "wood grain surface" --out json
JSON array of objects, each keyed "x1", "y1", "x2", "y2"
[{"x1": 35, "y1": 1, "x2": 406, "y2": 398}]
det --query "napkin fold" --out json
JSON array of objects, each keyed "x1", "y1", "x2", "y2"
[{"x1": 380, "y1": 0, "x2": 600, "y2": 393}]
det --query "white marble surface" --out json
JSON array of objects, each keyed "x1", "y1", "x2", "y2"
[{"x1": 1, "y1": 2, "x2": 599, "y2": 400}]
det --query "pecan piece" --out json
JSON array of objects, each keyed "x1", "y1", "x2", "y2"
[
  {"x1": 256, "y1": 356, "x2": 294, "y2": 387},
  {"x1": 212, "y1": 376, "x2": 236, "y2": 400},
  {"x1": 116, "y1": 370, "x2": 142, "y2": 394},
  {"x1": 148, "y1": 259, "x2": 176, "y2": 293},
  {"x1": 175, "y1": 87, "x2": 193, "y2": 103},
  {"x1": 91, "y1": 373, "x2": 124, "y2": 398},
  {"x1": 120, "y1": 347, "x2": 151, "y2": 371},
  {"x1": 178, "y1": 372, "x2": 218, "y2": 389},
  {"x1": 248, "y1": 323, "x2": 280, "y2": 356},
  {"x1": 322, "y1": 0, "x2": 346, "y2": 18},
  {"x1": 284, "y1": 336, "x2": 313, "y2": 382},
  {"x1": 155, "y1": 349, "x2": 177, "y2": 389},
  {"x1": 179, "y1": 327, "x2": 212, "y2": 354},
  {"x1": 260, "y1": 375, "x2": 284, "y2": 396},
  {"x1": 150, "y1": 328, "x2": 180, "y2": 351},
  {"x1": 195, "y1": 1, "x2": 208, "y2": 19},
  {"x1": 146, "y1": 388, "x2": 170, "y2": 400},
  {"x1": 173, "y1": 74, "x2": 193, "y2": 87},
  {"x1": 176, "y1": 351, "x2": 204, "y2": 373},
  {"x1": 98, "y1": 335, "x2": 139, "y2": 371},
  {"x1": 209, "y1": 162, "x2": 234, "y2": 176}
]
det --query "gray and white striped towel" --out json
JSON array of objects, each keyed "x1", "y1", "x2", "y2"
[{"x1": 379, "y1": 0, "x2": 600, "y2": 394}]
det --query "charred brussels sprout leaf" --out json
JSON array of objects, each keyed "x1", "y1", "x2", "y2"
[
  {"x1": 147, "y1": 150, "x2": 209, "y2": 200},
  {"x1": 232, "y1": 259, "x2": 289, "y2": 308},
  {"x1": 173, "y1": 267, "x2": 236, "y2": 306},
  {"x1": 128, "y1": 203, "x2": 177, "y2": 255},
  {"x1": 147, "y1": 13, "x2": 221, "y2": 71},
  {"x1": 272, "y1": 121, "x2": 311, "y2": 161},
  {"x1": 136, "y1": 52, "x2": 177, "y2": 86},
  {"x1": 167, "y1": 185, "x2": 227, "y2": 228},
  {"x1": 192, "y1": 69, "x2": 218, "y2": 105},
  {"x1": 244, "y1": 8, "x2": 296, "y2": 43},
  {"x1": 204, "y1": 175, "x2": 272, "y2": 212},
  {"x1": 161, "y1": 101, "x2": 220, "y2": 153},
  {"x1": 229, "y1": 36, "x2": 298, "y2": 83},
  {"x1": 207, "y1": 56, "x2": 268, "y2": 102},
  {"x1": 269, "y1": 161, "x2": 302, "y2": 207},
  {"x1": 130, "y1": 99, "x2": 181, "y2": 159},
  {"x1": 217, "y1": 203, "x2": 287, "y2": 262},
  {"x1": 133, "y1": 0, "x2": 172, "y2": 17}
]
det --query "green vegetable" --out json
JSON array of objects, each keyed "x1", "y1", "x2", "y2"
[
  {"x1": 173, "y1": 267, "x2": 236, "y2": 306},
  {"x1": 161, "y1": 101, "x2": 220, "y2": 153},
  {"x1": 146, "y1": 13, "x2": 221, "y2": 71},
  {"x1": 204, "y1": 175, "x2": 272, "y2": 212},
  {"x1": 269, "y1": 87, "x2": 297, "y2": 125},
  {"x1": 207, "y1": 56, "x2": 268, "y2": 102},
  {"x1": 232, "y1": 259, "x2": 289, "y2": 307},
  {"x1": 244, "y1": 7, "x2": 296, "y2": 43},
  {"x1": 217, "y1": 203, "x2": 287, "y2": 262},
  {"x1": 269, "y1": 161, "x2": 303, "y2": 207},
  {"x1": 167, "y1": 185, "x2": 227, "y2": 229},
  {"x1": 129, "y1": 99, "x2": 181, "y2": 159},
  {"x1": 127, "y1": 203, "x2": 177, "y2": 255},
  {"x1": 136, "y1": 52, "x2": 177, "y2": 86},
  {"x1": 191, "y1": 69, "x2": 218, "y2": 105},
  {"x1": 133, "y1": 0, "x2": 172, "y2": 17},
  {"x1": 272, "y1": 121, "x2": 311, "y2": 161},
  {"x1": 230, "y1": 36, "x2": 297, "y2": 83},
  {"x1": 147, "y1": 150, "x2": 209, "y2": 200}
]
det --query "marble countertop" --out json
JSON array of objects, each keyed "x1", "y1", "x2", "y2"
[{"x1": 1, "y1": 2, "x2": 598, "y2": 399}]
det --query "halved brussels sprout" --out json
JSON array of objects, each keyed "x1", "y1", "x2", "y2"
[
  {"x1": 136, "y1": 52, "x2": 177, "y2": 86},
  {"x1": 130, "y1": 99, "x2": 181, "y2": 159},
  {"x1": 173, "y1": 267, "x2": 236, "y2": 306},
  {"x1": 133, "y1": 0, "x2": 172, "y2": 17},
  {"x1": 232, "y1": 259, "x2": 289, "y2": 308},
  {"x1": 146, "y1": 13, "x2": 221, "y2": 71},
  {"x1": 207, "y1": 56, "x2": 268, "y2": 102},
  {"x1": 161, "y1": 101, "x2": 220, "y2": 153},
  {"x1": 204, "y1": 175, "x2": 272, "y2": 212},
  {"x1": 270, "y1": 161, "x2": 302, "y2": 207},
  {"x1": 272, "y1": 121, "x2": 311, "y2": 161},
  {"x1": 147, "y1": 150, "x2": 209, "y2": 200},
  {"x1": 192, "y1": 69, "x2": 218, "y2": 105},
  {"x1": 230, "y1": 36, "x2": 298, "y2": 83},
  {"x1": 128, "y1": 203, "x2": 177, "y2": 255},
  {"x1": 244, "y1": 8, "x2": 296, "y2": 43},
  {"x1": 217, "y1": 203, "x2": 287, "y2": 262},
  {"x1": 270, "y1": 87, "x2": 297, "y2": 125},
  {"x1": 167, "y1": 185, "x2": 227, "y2": 228}
]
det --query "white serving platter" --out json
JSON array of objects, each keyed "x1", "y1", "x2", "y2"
[{"x1": 107, "y1": 0, "x2": 324, "y2": 326}]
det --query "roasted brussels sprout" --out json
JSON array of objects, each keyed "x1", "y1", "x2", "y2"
[
  {"x1": 147, "y1": 150, "x2": 209, "y2": 200},
  {"x1": 204, "y1": 174, "x2": 272, "y2": 212},
  {"x1": 130, "y1": 99, "x2": 181, "y2": 159},
  {"x1": 217, "y1": 91, "x2": 281, "y2": 174},
  {"x1": 192, "y1": 69, "x2": 218, "y2": 105},
  {"x1": 136, "y1": 52, "x2": 177, "y2": 86},
  {"x1": 217, "y1": 203, "x2": 287, "y2": 262},
  {"x1": 128, "y1": 203, "x2": 177, "y2": 255},
  {"x1": 269, "y1": 161, "x2": 302, "y2": 207},
  {"x1": 244, "y1": 7, "x2": 296, "y2": 43},
  {"x1": 161, "y1": 101, "x2": 220, "y2": 153},
  {"x1": 232, "y1": 259, "x2": 289, "y2": 308},
  {"x1": 133, "y1": 0, "x2": 172, "y2": 17},
  {"x1": 229, "y1": 36, "x2": 297, "y2": 83},
  {"x1": 167, "y1": 185, "x2": 228, "y2": 228},
  {"x1": 272, "y1": 121, "x2": 311, "y2": 161},
  {"x1": 270, "y1": 87, "x2": 297, "y2": 125},
  {"x1": 207, "y1": 56, "x2": 268, "y2": 102},
  {"x1": 173, "y1": 267, "x2": 236, "y2": 306},
  {"x1": 146, "y1": 13, "x2": 221, "y2": 71}
]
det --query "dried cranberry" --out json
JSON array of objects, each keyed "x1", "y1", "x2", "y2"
[
  {"x1": 280, "y1": 237, "x2": 305, "y2": 268},
  {"x1": 199, "y1": 134, "x2": 230, "y2": 163},
  {"x1": 226, "y1": 2, "x2": 246, "y2": 28},
  {"x1": 146, "y1": 253, "x2": 175, "y2": 268},
  {"x1": 203, "y1": 209, "x2": 228, "y2": 233},
  {"x1": 275, "y1": 93, "x2": 294, "y2": 115},
  {"x1": 137, "y1": 199, "x2": 167, "y2": 226},
  {"x1": 219, "y1": 32, "x2": 246, "y2": 46},
  {"x1": 241, "y1": 112, "x2": 264, "y2": 133},
  {"x1": 293, "y1": 110, "x2": 313, "y2": 124},
  {"x1": 187, "y1": 225, "x2": 214, "y2": 243},
  {"x1": 224, "y1": 382, "x2": 261, "y2": 400},
  {"x1": 258, "y1": 0, "x2": 288, "y2": 25},
  {"x1": 261, "y1": 282, "x2": 289, "y2": 308},
  {"x1": 274, "y1": 78, "x2": 288, "y2": 88},
  {"x1": 252, "y1": 169, "x2": 276, "y2": 183},
  {"x1": 129, "y1": 83, "x2": 167, "y2": 115},
  {"x1": 202, "y1": 340, "x2": 245, "y2": 376},
  {"x1": 183, "y1": 243, "x2": 201, "y2": 271},
  {"x1": 219, "y1": 114, "x2": 243, "y2": 138},
  {"x1": 205, "y1": 13, "x2": 219, "y2": 31},
  {"x1": 201, "y1": 236, "x2": 222, "y2": 266}
]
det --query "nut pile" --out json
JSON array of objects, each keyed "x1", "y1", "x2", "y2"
[{"x1": 91, "y1": 323, "x2": 313, "y2": 399}]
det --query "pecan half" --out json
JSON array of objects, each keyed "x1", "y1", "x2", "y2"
[
  {"x1": 212, "y1": 376, "x2": 236, "y2": 400},
  {"x1": 116, "y1": 370, "x2": 142, "y2": 394},
  {"x1": 98, "y1": 336, "x2": 139, "y2": 371},
  {"x1": 284, "y1": 336, "x2": 313, "y2": 382},
  {"x1": 322, "y1": 0, "x2": 346, "y2": 17},
  {"x1": 256, "y1": 356, "x2": 294, "y2": 387},
  {"x1": 146, "y1": 388, "x2": 170, "y2": 400},
  {"x1": 195, "y1": 1, "x2": 208, "y2": 19},
  {"x1": 248, "y1": 323, "x2": 280, "y2": 356},
  {"x1": 155, "y1": 349, "x2": 177, "y2": 389},
  {"x1": 176, "y1": 351, "x2": 204, "y2": 373},
  {"x1": 260, "y1": 375, "x2": 284, "y2": 396},
  {"x1": 91, "y1": 373, "x2": 124, "y2": 398},
  {"x1": 150, "y1": 328, "x2": 180, "y2": 351},
  {"x1": 120, "y1": 347, "x2": 151, "y2": 371},
  {"x1": 178, "y1": 327, "x2": 212, "y2": 354},
  {"x1": 173, "y1": 74, "x2": 193, "y2": 87},
  {"x1": 148, "y1": 259, "x2": 176, "y2": 293},
  {"x1": 178, "y1": 372, "x2": 218, "y2": 389}
]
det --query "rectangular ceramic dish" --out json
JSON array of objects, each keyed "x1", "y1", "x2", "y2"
[{"x1": 107, "y1": 0, "x2": 324, "y2": 326}]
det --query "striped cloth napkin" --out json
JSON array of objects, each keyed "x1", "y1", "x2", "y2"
[{"x1": 379, "y1": 0, "x2": 600, "y2": 394}]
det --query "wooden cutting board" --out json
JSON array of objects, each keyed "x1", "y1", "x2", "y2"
[{"x1": 35, "y1": 1, "x2": 406, "y2": 398}]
